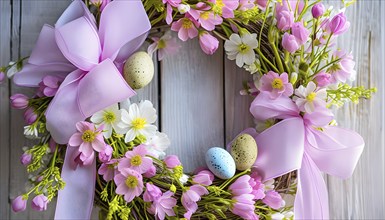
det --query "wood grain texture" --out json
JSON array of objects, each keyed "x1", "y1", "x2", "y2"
[
  {"x1": 0, "y1": 0, "x2": 11, "y2": 219},
  {"x1": 161, "y1": 36, "x2": 224, "y2": 172}
]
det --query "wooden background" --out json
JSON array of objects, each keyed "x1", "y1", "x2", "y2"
[{"x1": 0, "y1": 0, "x2": 384, "y2": 219}]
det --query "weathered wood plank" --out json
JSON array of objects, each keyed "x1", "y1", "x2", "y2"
[
  {"x1": 224, "y1": 60, "x2": 254, "y2": 144},
  {"x1": 0, "y1": 0, "x2": 11, "y2": 219},
  {"x1": 326, "y1": 1, "x2": 385, "y2": 219},
  {"x1": 161, "y1": 37, "x2": 224, "y2": 172}
]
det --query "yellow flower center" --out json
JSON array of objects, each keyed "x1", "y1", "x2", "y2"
[
  {"x1": 131, "y1": 155, "x2": 142, "y2": 166},
  {"x1": 103, "y1": 111, "x2": 116, "y2": 123},
  {"x1": 125, "y1": 176, "x2": 138, "y2": 188},
  {"x1": 271, "y1": 78, "x2": 284, "y2": 89},
  {"x1": 212, "y1": 0, "x2": 225, "y2": 14},
  {"x1": 82, "y1": 130, "x2": 96, "y2": 142},
  {"x1": 158, "y1": 39, "x2": 166, "y2": 49},
  {"x1": 238, "y1": 43, "x2": 249, "y2": 53},
  {"x1": 306, "y1": 92, "x2": 317, "y2": 102},
  {"x1": 182, "y1": 19, "x2": 193, "y2": 29},
  {"x1": 200, "y1": 12, "x2": 210, "y2": 20},
  {"x1": 132, "y1": 118, "x2": 146, "y2": 130}
]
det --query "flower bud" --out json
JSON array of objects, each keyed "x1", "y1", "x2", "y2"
[
  {"x1": 177, "y1": 4, "x2": 190, "y2": 14},
  {"x1": 0, "y1": 72, "x2": 5, "y2": 84},
  {"x1": 99, "y1": 145, "x2": 113, "y2": 163},
  {"x1": 23, "y1": 107, "x2": 38, "y2": 125},
  {"x1": 289, "y1": 72, "x2": 298, "y2": 84},
  {"x1": 143, "y1": 165, "x2": 156, "y2": 178},
  {"x1": 10, "y1": 94, "x2": 29, "y2": 109},
  {"x1": 20, "y1": 152, "x2": 32, "y2": 166},
  {"x1": 31, "y1": 194, "x2": 49, "y2": 211},
  {"x1": 291, "y1": 22, "x2": 310, "y2": 45},
  {"x1": 199, "y1": 32, "x2": 219, "y2": 55},
  {"x1": 282, "y1": 33, "x2": 299, "y2": 53},
  {"x1": 164, "y1": 155, "x2": 181, "y2": 169},
  {"x1": 314, "y1": 71, "x2": 331, "y2": 87},
  {"x1": 276, "y1": 10, "x2": 294, "y2": 31},
  {"x1": 11, "y1": 196, "x2": 27, "y2": 212},
  {"x1": 311, "y1": 3, "x2": 325, "y2": 18},
  {"x1": 328, "y1": 12, "x2": 350, "y2": 35}
]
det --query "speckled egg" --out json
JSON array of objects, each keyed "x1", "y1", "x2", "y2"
[
  {"x1": 230, "y1": 134, "x2": 258, "y2": 171},
  {"x1": 205, "y1": 147, "x2": 236, "y2": 179},
  {"x1": 123, "y1": 51, "x2": 154, "y2": 90}
]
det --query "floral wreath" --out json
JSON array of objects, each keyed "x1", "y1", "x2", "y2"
[{"x1": 4, "y1": 0, "x2": 376, "y2": 219}]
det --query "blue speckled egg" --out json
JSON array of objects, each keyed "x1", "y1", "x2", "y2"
[{"x1": 205, "y1": 147, "x2": 236, "y2": 179}]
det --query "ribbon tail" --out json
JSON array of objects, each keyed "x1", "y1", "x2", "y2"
[
  {"x1": 54, "y1": 147, "x2": 96, "y2": 219},
  {"x1": 294, "y1": 153, "x2": 329, "y2": 219}
]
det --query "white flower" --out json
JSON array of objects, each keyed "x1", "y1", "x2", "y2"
[
  {"x1": 271, "y1": 212, "x2": 285, "y2": 220},
  {"x1": 145, "y1": 132, "x2": 171, "y2": 159},
  {"x1": 177, "y1": 4, "x2": 190, "y2": 14},
  {"x1": 180, "y1": 174, "x2": 189, "y2": 185},
  {"x1": 293, "y1": 81, "x2": 327, "y2": 113},
  {"x1": 7, "y1": 61, "x2": 18, "y2": 78},
  {"x1": 224, "y1": 33, "x2": 258, "y2": 67},
  {"x1": 264, "y1": 179, "x2": 275, "y2": 191},
  {"x1": 119, "y1": 98, "x2": 131, "y2": 111},
  {"x1": 91, "y1": 104, "x2": 122, "y2": 138},
  {"x1": 118, "y1": 100, "x2": 157, "y2": 143},
  {"x1": 24, "y1": 125, "x2": 38, "y2": 139},
  {"x1": 244, "y1": 61, "x2": 258, "y2": 74}
]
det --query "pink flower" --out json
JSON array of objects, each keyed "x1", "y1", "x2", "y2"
[
  {"x1": 181, "y1": 185, "x2": 208, "y2": 215},
  {"x1": 260, "y1": 71, "x2": 293, "y2": 99},
  {"x1": 0, "y1": 72, "x2": 5, "y2": 84},
  {"x1": 10, "y1": 94, "x2": 28, "y2": 109},
  {"x1": 293, "y1": 81, "x2": 327, "y2": 113},
  {"x1": 12, "y1": 196, "x2": 27, "y2": 212},
  {"x1": 282, "y1": 33, "x2": 300, "y2": 53},
  {"x1": 209, "y1": 0, "x2": 239, "y2": 18},
  {"x1": 276, "y1": 10, "x2": 294, "y2": 31},
  {"x1": 314, "y1": 71, "x2": 331, "y2": 87},
  {"x1": 263, "y1": 190, "x2": 285, "y2": 209},
  {"x1": 143, "y1": 165, "x2": 157, "y2": 178},
  {"x1": 114, "y1": 168, "x2": 144, "y2": 202},
  {"x1": 98, "y1": 159, "x2": 118, "y2": 181},
  {"x1": 31, "y1": 194, "x2": 49, "y2": 211},
  {"x1": 239, "y1": 0, "x2": 255, "y2": 11},
  {"x1": 311, "y1": 3, "x2": 325, "y2": 18},
  {"x1": 99, "y1": 144, "x2": 113, "y2": 163},
  {"x1": 292, "y1": 21, "x2": 310, "y2": 45},
  {"x1": 192, "y1": 170, "x2": 214, "y2": 186},
  {"x1": 38, "y1": 75, "x2": 62, "y2": 97},
  {"x1": 143, "y1": 183, "x2": 162, "y2": 202},
  {"x1": 118, "y1": 145, "x2": 153, "y2": 174},
  {"x1": 189, "y1": 7, "x2": 223, "y2": 31},
  {"x1": 48, "y1": 138, "x2": 57, "y2": 153},
  {"x1": 24, "y1": 107, "x2": 37, "y2": 125},
  {"x1": 256, "y1": 0, "x2": 268, "y2": 10},
  {"x1": 148, "y1": 32, "x2": 180, "y2": 61},
  {"x1": 229, "y1": 175, "x2": 253, "y2": 196},
  {"x1": 250, "y1": 173, "x2": 266, "y2": 200},
  {"x1": 68, "y1": 121, "x2": 105, "y2": 165},
  {"x1": 164, "y1": 155, "x2": 181, "y2": 169},
  {"x1": 20, "y1": 153, "x2": 32, "y2": 166},
  {"x1": 198, "y1": 32, "x2": 219, "y2": 55},
  {"x1": 171, "y1": 16, "x2": 200, "y2": 41},
  {"x1": 276, "y1": 0, "x2": 304, "y2": 15},
  {"x1": 329, "y1": 50, "x2": 356, "y2": 83},
  {"x1": 148, "y1": 191, "x2": 177, "y2": 220},
  {"x1": 163, "y1": 0, "x2": 182, "y2": 24},
  {"x1": 230, "y1": 194, "x2": 258, "y2": 219},
  {"x1": 328, "y1": 12, "x2": 350, "y2": 35}
]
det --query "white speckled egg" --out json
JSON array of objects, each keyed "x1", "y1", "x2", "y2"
[
  {"x1": 205, "y1": 147, "x2": 236, "y2": 179},
  {"x1": 123, "y1": 51, "x2": 154, "y2": 90},
  {"x1": 230, "y1": 134, "x2": 258, "y2": 171}
]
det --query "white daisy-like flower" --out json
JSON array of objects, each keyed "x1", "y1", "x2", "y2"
[
  {"x1": 119, "y1": 98, "x2": 131, "y2": 111},
  {"x1": 90, "y1": 104, "x2": 122, "y2": 138},
  {"x1": 145, "y1": 131, "x2": 171, "y2": 159},
  {"x1": 293, "y1": 81, "x2": 327, "y2": 113},
  {"x1": 180, "y1": 174, "x2": 189, "y2": 185},
  {"x1": 224, "y1": 33, "x2": 258, "y2": 67},
  {"x1": 118, "y1": 100, "x2": 157, "y2": 143},
  {"x1": 24, "y1": 125, "x2": 38, "y2": 139}
]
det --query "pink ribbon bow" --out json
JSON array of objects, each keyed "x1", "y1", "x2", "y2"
[
  {"x1": 230, "y1": 92, "x2": 364, "y2": 219},
  {"x1": 14, "y1": 1, "x2": 151, "y2": 219}
]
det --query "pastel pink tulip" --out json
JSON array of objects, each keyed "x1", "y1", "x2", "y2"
[
  {"x1": 314, "y1": 71, "x2": 331, "y2": 87},
  {"x1": 312, "y1": 3, "x2": 325, "y2": 18},
  {"x1": 198, "y1": 32, "x2": 219, "y2": 55},
  {"x1": 23, "y1": 107, "x2": 38, "y2": 125},
  {"x1": 31, "y1": 194, "x2": 49, "y2": 211},
  {"x1": 229, "y1": 175, "x2": 253, "y2": 196},
  {"x1": 328, "y1": 12, "x2": 350, "y2": 35},
  {"x1": 276, "y1": 10, "x2": 294, "y2": 31},
  {"x1": 263, "y1": 190, "x2": 285, "y2": 209},
  {"x1": 276, "y1": 0, "x2": 304, "y2": 15},
  {"x1": 291, "y1": 21, "x2": 310, "y2": 45},
  {"x1": 98, "y1": 144, "x2": 113, "y2": 163},
  {"x1": 192, "y1": 170, "x2": 214, "y2": 186},
  {"x1": 282, "y1": 32, "x2": 300, "y2": 53},
  {"x1": 250, "y1": 172, "x2": 266, "y2": 200},
  {"x1": 171, "y1": 16, "x2": 200, "y2": 41},
  {"x1": 20, "y1": 153, "x2": 32, "y2": 166},
  {"x1": 10, "y1": 93, "x2": 29, "y2": 109},
  {"x1": 143, "y1": 182, "x2": 162, "y2": 202},
  {"x1": 230, "y1": 194, "x2": 258, "y2": 219},
  {"x1": 164, "y1": 155, "x2": 181, "y2": 169},
  {"x1": 11, "y1": 196, "x2": 27, "y2": 212},
  {"x1": 143, "y1": 165, "x2": 157, "y2": 178}
]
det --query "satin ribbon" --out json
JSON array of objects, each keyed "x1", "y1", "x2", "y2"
[
  {"x1": 13, "y1": 1, "x2": 151, "y2": 219},
  {"x1": 229, "y1": 92, "x2": 364, "y2": 219}
]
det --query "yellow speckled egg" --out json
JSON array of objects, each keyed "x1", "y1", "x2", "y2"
[
  {"x1": 230, "y1": 134, "x2": 258, "y2": 171},
  {"x1": 123, "y1": 51, "x2": 154, "y2": 90}
]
